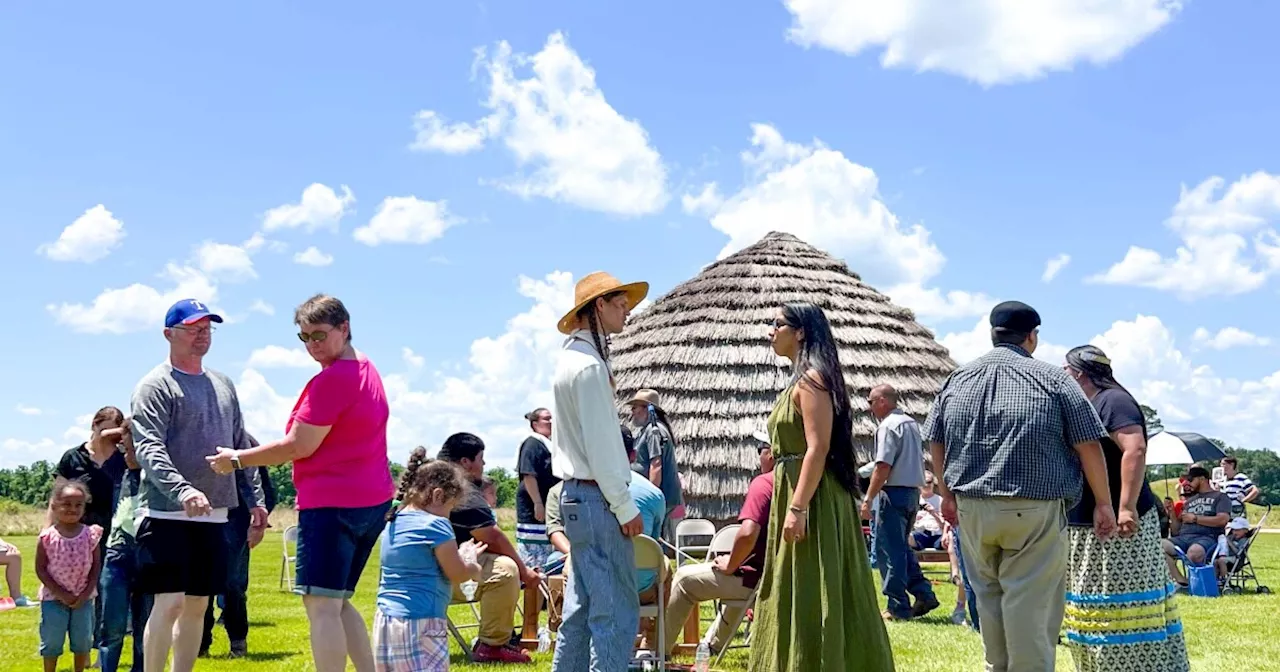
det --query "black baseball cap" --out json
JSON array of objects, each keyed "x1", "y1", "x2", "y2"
[{"x1": 989, "y1": 301, "x2": 1041, "y2": 333}]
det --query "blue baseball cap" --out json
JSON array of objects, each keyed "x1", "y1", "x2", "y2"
[{"x1": 164, "y1": 299, "x2": 224, "y2": 328}]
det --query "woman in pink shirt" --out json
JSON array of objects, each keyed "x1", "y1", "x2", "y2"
[{"x1": 208, "y1": 294, "x2": 394, "y2": 672}]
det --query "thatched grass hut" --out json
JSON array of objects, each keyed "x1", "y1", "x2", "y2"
[{"x1": 611, "y1": 231, "x2": 957, "y2": 520}]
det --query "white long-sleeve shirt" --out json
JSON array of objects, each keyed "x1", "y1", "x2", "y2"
[{"x1": 550, "y1": 330, "x2": 640, "y2": 525}]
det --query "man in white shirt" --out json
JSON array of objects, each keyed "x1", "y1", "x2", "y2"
[
  {"x1": 549, "y1": 271, "x2": 648, "y2": 672},
  {"x1": 1221, "y1": 457, "x2": 1260, "y2": 516}
]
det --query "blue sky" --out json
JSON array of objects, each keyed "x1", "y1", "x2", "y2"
[{"x1": 4, "y1": 0, "x2": 1279, "y2": 469}]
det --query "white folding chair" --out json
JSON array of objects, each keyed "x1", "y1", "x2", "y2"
[
  {"x1": 675, "y1": 519, "x2": 716, "y2": 566},
  {"x1": 279, "y1": 525, "x2": 299, "y2": 591},
  {"x1": 705, "y1": 524, "x2": 758, "y2": 666},
  {"x1": 633, "y1": 535, "x2": 667, "y2": 672}
]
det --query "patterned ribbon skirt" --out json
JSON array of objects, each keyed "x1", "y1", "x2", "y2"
[{"x1": 1063, "y1": 509, "x2": 1190, "y2": 672}]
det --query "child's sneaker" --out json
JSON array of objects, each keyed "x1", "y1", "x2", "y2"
[
  {"x1": 13, "y1": 595, "x2": 34, "y2": 608},
  {"x1": 473, "y1": 643, "x2": 532, "y2": 664},
  {"x1": 950, "y1": 607, "x2": 967, "y2": 625}
]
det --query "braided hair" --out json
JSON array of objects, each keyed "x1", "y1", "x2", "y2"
[
  {"x1": 575, "y1": 291, "x2": 624, "y2": 362},
  {"x1": 391, "y1": 446, "x2": 430, "y2": 520}
]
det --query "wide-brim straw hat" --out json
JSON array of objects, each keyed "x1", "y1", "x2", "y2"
[
  {"x1": 626, "y1": 388, "x2": 662, "y2": 410},
  {"x1": 557, "y1": 271, "x2": 649, "y2": 335}
]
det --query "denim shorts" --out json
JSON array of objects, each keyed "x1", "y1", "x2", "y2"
[
  {"x1": 1172, "y1": 534, "x2": 1216, "y2": 557},
  {"x1": 39, "y1": 600, "x2": 94, "y2": 657},
  {"x1": 296, "y1": 500, "x2": 392, "y2": 599}
]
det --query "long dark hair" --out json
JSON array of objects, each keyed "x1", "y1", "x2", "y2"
[
  {"x1": 780, "y1": 302, "x2": 859, "y2": 496},
  {"x1": 644, "y1": 405, "x2": 677, "y2": 448},
  {"x1": 575, "y1": 291, "x2": 624, "y2": 361}
]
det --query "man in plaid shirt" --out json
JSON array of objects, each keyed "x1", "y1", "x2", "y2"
[{"x1": 923, "y1": 301, "x2": 1116, "y2": 672}]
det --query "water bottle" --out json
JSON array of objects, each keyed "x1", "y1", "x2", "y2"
[
  {"x1": 460, "y1": 580, "x2": 478, "y2": 602},
  {"x1": 694, "y1": 640, "x2": 711, "y2": 672},
  {"x1": 537, "y1": 625, "x2": 552, "y2": 653}
]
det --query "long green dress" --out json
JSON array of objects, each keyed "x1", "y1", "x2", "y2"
[{"x1": 748, "y1": 384, "x2": 896, "y2": 672}]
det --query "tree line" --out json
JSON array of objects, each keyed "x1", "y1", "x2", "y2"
[{"x1": 0, "y1": 459, "x2": 519, "y2": 510}]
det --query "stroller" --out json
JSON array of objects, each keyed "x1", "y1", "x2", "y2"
[{"x1": 1221, "y1": 504, "x2": 1272, "y2": 595}]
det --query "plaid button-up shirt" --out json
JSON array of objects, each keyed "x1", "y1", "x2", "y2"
[{"x1": 922, "y1": 344, "x2": 1107, "y2": 505}]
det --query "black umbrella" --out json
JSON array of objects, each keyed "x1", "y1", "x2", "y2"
[{"x1": 1146, "y1": 431, "x2": 1227, "y2": 466}]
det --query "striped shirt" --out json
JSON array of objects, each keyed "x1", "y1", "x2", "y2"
[
  {"x1": 1223, "y1": 473, "x2": 1255, "y2": 506},
  {"x1": 922, "y1": 343, "x2": 1108, "y2": 505}
]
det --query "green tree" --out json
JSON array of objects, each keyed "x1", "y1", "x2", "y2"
[
  {"x1": 268, "y1": 463, "x2": 297, "y2": 507},
  {"x1": 485, "y1": 467, "x2": 518, "y2": 508},
  {"x1": 1140, "y1": 404, "x2": 1164, "y2": 436},
  {"x1": 1224, "y1": 446, "x2": 1280, "y2": 505}
]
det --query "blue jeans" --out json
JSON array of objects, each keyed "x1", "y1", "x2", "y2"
[
  {"x1": 951, "y1": 526, "x2": 979, "y2": 632},
  {"x1": 873, "y1": 487, "x2": 936, "y2": 618},
  {"x1": 551, "y1": 480, "x2": 639, "y2": 672},
  {"x1": 40, "y1": 600, "x2": 95, "y2": 657},
  {"x1": 100, "y1": 544, "x2": 153, "y2": 672}
]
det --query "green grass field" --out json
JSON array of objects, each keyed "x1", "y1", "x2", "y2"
[{"x1": 2, "y1": 531, "x2": 1278, "y2": 671}]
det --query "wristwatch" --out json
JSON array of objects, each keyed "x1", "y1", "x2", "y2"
[{"x1": 230, "y1": 452, "x2": 243, "y2": 471}]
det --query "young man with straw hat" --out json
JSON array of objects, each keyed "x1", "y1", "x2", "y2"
[{"x1": 549, "y1": 271, "x2": 649, "y2": 672}]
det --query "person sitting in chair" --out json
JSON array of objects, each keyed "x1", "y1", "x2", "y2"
[
  {"x1": 909, "y1": 472, "x2": 946, "y2": 551},
  {"x1": 661, "y1": 433, "x2": 775, "y2": 657},
  {"x1": 1162, "y1": 466, "x2": 1232, "y2": 587}
]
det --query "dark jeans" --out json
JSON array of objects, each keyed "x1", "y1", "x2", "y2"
[
  {"x1": 202, "y1": 505, "x2": 251, "y2": 649},
  {"x1": 951, "y1": 526, "x2": 979, "y2": 632},
  {"x1": 99, "y1": 543, "x2": 154, "y2": 672},
  {"x1": 873, "y1": 487, "x2": 936, "y2": 618}
]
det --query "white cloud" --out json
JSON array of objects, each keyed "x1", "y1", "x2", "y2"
[
  {"x1": 249, "y1": 300, "x2": 275, "y2": 316},
  {"x1": 0, "y1": 437, "x2": 61, "y2": 468},
  {"x1": 411, "y1": 110, "x2": 494, "y2": 154},
  {"x1": 246, "y1": 345, "x2": 316, "y2": 369},
  {"x1": 402, "y1": 347, "x2": 425, "y2": 368},
  {"x1": 1042, "y1": 254, "x2": 1071, "y2": 283},
  {"x1": 783, "y1": 0, "x2": 1181, "y2": 86},
  {"x1": 411, "y1": 32, "x2": 668, "y2": 216},
  {"x1": 681, "y1": 182, "x2": 724, "y2": 218},
  {"x1": 293, "y1": 246, "x2": 334, "y2": 267},
  {"x1": 704, "y1": 124, "x2": 944, "y2": 287},
  {"x1": 942, "y1": 313, "x2": 1280, "y2": 449},
  {"x1": 886, "y1": 284, "x2": 996, "y2": 323},
  {"x1": 236, "y1": 271, "x2": 577, "y2": 470},
  {"x1": 15, "y1": 405, "x2": 43, "y2": 416},
  {"x1": 1192, "y1": 326, "x2": 1272, "y2": 351},
  {"x1": 195, "y1": 240, "x2": 258, "y2": 282},
  {"x1": 38, "y1": 205, "x2": 127, "y2": 263},
  {"x1": 47, "y1": 264, "x2": 219, "y2": 335},
  {"x1": 1090, "y1": 172, "x2": 1280, "y2": 299},
  {"x1": 353, "y1": 196, "x2": 460, "y2": 246},
  {"x1": 262, "y1": 183, "x2": 355, "y2": 232}
]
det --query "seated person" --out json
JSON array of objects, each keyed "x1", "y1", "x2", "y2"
[
  {"x1": 1161, "y1": 466, "x2": 1232, "y2": 587},
  {"x1": 439, "y1": 432, "x2": 538, "y2": 664},
  {"x1": 1160, "y1": 497, "x2": 1174, "y2": 539},
  {"x1": 545, "y1": 427, "x2": 667, "y2": 636},
  {"x1": 662, "y1": 439, "x2": 774, "y2": 657},
  {"x1": 1215, "y1": 517, "x2": 1252, "y2": 578},
  {"x1": 0, "y1": 537, "x2": 33, "y2": 607},
  {"x1": 909, "y1": 472, "x2": 945, "y2": 551}
]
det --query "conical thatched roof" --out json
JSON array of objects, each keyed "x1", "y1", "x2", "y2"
[{"x1": 612, "y1": 231, "x2": 957, "y2": 520}]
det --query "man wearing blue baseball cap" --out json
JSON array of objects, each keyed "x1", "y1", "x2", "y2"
[{"x1": 129, "y1": 299, "x2": 264, "y2": 672}]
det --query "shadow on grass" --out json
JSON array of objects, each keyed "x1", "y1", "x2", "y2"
[{"x1": 206, "y1": 651, "x2": 296, "y2": 662}]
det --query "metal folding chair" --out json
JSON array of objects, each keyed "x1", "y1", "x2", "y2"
[
  {"x1": 633, "y1": 535, "x2": 668, "y2": 672},
  {"x1": 675, "y1": 519, "x2": 716, "y2": 566},
  {"x1": 279, "y1": 525, "x2": 299, "y2": 591}
]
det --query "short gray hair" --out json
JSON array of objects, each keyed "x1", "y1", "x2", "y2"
[{"x1": 294, "y1": 294, "x2": 352, "y2": 341}]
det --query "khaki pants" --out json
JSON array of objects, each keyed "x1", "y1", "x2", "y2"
[
  {"x1": 661, "y1": 562, "x2": 754, "y2": 655},
  {"x1": 451, "y1": 552, "x2": 519, "y2": 646},
  {"x1": 956, "y1": 496, "x2": 1067, "y2": 672}
]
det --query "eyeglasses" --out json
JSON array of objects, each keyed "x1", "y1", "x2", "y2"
[
  {"x1": 772, "y1": 318, "x2": 793, "y2": 329},
  {"x1": 171, "y1": 325, "x2": 216, "y2": 336},
  {"x1": 297, "y1": 329, "x2": 332, "y2": 343}
]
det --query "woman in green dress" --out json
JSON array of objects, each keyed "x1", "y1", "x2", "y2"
[{"x1": 749, "y1": 302, "x2": 896, "y2": 672}]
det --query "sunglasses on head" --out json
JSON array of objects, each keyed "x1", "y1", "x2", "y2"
[
  {"x1": 297, "y1": 329, "x2": 332, "y2": 343},
  {"x1": 772, "y1": 318, "x2": 793, "y2": 329}
]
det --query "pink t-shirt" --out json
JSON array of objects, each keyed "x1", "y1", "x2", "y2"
[
  {"x1": 288, "y1": 354, "x2": 395, "y2": 510},
  {"x1": 38, "y1": 524, "x2": 103, "y2": 601}
]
